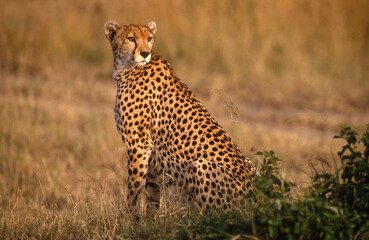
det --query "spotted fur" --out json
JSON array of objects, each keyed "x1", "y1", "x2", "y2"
[{"x1": 104, "y1": 21, "x2": 255, "y2": 215}]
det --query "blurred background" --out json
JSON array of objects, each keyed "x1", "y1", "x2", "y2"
[{"x1": 1, "y1": 0, "x2": 369, "y2": 217}]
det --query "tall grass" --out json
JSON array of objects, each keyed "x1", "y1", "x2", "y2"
[
  {"x1": 1, "y1": 0, "x2": 369, "y2": 79},
  {"x1": 1, "y1": 0, "x2": 369, "y2": 110},
  {"x1": 1, "y1": 0, "x2": 369, "y2": 238}
]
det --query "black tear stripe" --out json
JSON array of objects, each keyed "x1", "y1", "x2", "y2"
[{"x1": 132, "y1": 40, "x2": 137, "y2": 57}]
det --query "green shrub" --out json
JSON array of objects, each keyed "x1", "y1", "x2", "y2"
[
  {"x1": 181, "y1": 126, "x2": 369, "y2": 240},
  {"x1": 311, "y1": 125, "x2": 369, "y2": 238}
]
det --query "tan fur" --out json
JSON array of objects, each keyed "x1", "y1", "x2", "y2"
[{"x1": 105, "y1": 21, "x2": 255, "y2": 215}]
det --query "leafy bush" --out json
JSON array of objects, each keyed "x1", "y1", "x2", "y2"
[
  {"x1": 181, "y1": 126, "x2": 369, "y2": 239},
  {"x1": 311, "y1": 125, "x2": 369, "y2": 238}
]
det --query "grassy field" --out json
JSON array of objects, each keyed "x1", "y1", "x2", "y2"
[{"x1": 1, "y1": 0, "x2": 369, "y2": 238}]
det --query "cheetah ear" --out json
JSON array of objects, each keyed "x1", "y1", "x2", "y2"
[
  {"x1": 147, "y1": 21, "x2": 157, "y2": 34},
  {"x1": 104, "y1": 21, "x2": 121, "y2": 41}
]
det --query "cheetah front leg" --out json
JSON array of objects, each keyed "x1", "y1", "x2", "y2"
[{"x1": 126, "y1": 139, "x2": 153, "y2": 216}]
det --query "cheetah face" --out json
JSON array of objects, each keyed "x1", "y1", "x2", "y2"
[{"x1": 105, "y1": 21, "x2": 156, "y2": 71}]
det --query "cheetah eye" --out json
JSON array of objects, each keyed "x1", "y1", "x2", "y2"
[
  {"x1": 148, "y1": 37, "x2": 153, "y2": 42},
  {"x1": 127, "y1": 37, "x2": 135, "y2": 42}
]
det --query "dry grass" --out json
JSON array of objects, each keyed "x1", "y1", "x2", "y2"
[{"x1": 1, "y1": 0, "x2": 369, "y2": 238}]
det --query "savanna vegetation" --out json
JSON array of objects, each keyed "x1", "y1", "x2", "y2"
[{"x1": 1, "y1": 0, "x2": 368, "y2": 239}]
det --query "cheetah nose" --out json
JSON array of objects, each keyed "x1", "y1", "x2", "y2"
[{"x1": 140, "y1": 51, "x2": 150, "y2": 59}]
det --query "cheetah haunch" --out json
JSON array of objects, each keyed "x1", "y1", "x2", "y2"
[{"x1": 104, "y1": 21, "x2": 255, "y2": 215}]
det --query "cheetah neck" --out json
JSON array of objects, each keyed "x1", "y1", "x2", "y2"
[{"x1": 112, "y1": 57, "x2": 137, "y2": 80}]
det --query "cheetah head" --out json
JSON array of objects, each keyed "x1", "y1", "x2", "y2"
[{"x1": 104, "y1": 21, "x2": 156, "y2": 73}]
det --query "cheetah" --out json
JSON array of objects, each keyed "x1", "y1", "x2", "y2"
[{"x1": 104, "y1": 21, "x2": 255, "y2": 215}]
